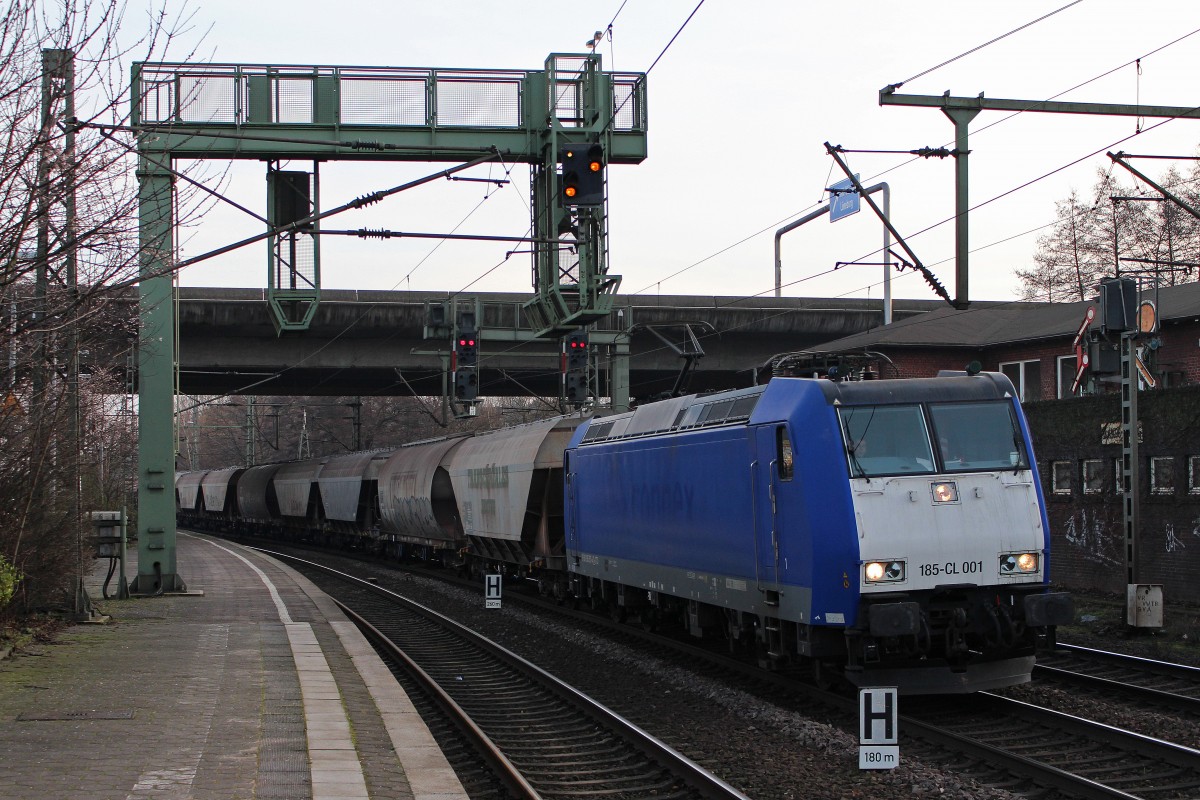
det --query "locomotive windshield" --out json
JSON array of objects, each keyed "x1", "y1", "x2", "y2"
[
  {"x1": 840, "y1": 400, "x2": 1028, "y2": 478},
  {"x1": 841, "y1": 405, "x2": 934, "y2": 477},
  {"x1": 928, "y1": 401, "x2": 1029, "y2": 471}
]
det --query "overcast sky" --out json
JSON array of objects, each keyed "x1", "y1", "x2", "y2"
[{"x1": 146, "y1": 1, "x2": 1200, "y2": 304}]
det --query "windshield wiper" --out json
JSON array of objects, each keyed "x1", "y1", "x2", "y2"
[{"x1": 847, "y1": 439, "x2": 870, "y2": 483}]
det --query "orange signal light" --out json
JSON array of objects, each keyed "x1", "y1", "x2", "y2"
[
  {"x1": 588, "y1": 160, "x2": 601, "y2": 172},
  {"x1": 564, "y1": 186, "x2": 578, "y2": 198}
]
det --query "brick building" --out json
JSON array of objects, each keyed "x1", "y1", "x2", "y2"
[
  {"x1": 800, "y1": 281, "x2": 1200, "y2": 400},
  {"x1": 799, "y1": 281, "x2": 1200, "y2": 605}
]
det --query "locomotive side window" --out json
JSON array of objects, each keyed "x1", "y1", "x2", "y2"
[
  {"x1": 928, "y1": 401, "x2": 1029, "y2": 471},
  {"x1": 839, "y1": 404, "x2": 934, "y2": 478},
  {"x1": 777, "y1": 427, "x2": 794, "y2": 481}
]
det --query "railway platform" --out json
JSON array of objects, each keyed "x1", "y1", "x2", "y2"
[{"x1": 0, "y1": 532, "x2": 469, "y2": 800}]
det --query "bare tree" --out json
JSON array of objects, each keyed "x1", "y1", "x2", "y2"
[
  {"x1": 1019, "y1": 160, "x2": 1200, "y2": 301},
  {"x1": 174, "y1": 392, "x2": 564, "y2": 471},
  {"x1": 0, "y1": 0, "x2": 200, "y2": 619}
]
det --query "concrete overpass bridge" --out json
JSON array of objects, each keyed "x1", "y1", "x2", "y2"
[{"x1": 176, "y1": 287, "x2": 942, "y2": 401}]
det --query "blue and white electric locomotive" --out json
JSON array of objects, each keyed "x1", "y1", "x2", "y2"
[{"x1": 564, "y1": 373, "x2": 1072, "y2": 694}]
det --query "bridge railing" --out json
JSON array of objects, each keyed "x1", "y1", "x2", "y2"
[{"x1": 132, "y1": 62, "x2": 647, "y2": 133}]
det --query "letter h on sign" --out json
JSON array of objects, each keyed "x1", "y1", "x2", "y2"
[{"x1": 859, "y1": 688, "x2": 897, "y2": 744}]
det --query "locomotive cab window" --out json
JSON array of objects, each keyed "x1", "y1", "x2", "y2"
[
  {"x1": 839, "y1": 404, "x2": 934, "y2": 478},
  {"x1": 777, "y1": 427, "x2": 794, "y2": 481},
  {"x1": 928, "y1": 401, "x2": 1029, "y2": 471}
]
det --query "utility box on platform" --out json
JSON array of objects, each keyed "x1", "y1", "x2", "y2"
[
  {"x1": 1126, "y1": 584, "x2": 1163, "y2": 628},
  {"x1": 90, "y1": 511, "x2": 123, "y2": 559}
]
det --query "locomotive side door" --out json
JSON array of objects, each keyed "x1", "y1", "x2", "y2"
[
  {"x1": 564, "y1": 451, "x2": 579, "y2": 560},
  {"x1": 751, "y1": 424, "x2": 791, "y2": 592}
]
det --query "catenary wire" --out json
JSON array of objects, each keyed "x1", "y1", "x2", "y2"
[
  {"x1": 176, "y1": 15, "x2": 1199, "y2": 411},
  {"x1": 645, "y1": 0, "x2": 705, "y2": 75},
  {"x1": 892, "y1": 1, "x2": 1084, "y2": 89},
  {"x1": 220, "y1": 118, "x2": 1197, "y2": 406},
  {"x1": 632, "y1": 25, "x2": 1200, "y2": 298}
]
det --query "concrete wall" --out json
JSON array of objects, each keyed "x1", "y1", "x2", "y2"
[{"x1": 1024, "y1": 386, "x2": 1200, "y2": 604}]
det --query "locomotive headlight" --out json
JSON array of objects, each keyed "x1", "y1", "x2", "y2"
[
  {"x1": 931, "y1": 481, "x2": 958, "y2": 503},
  {"x1": 1000, "y1": 552, "x2": 1039, "y2": 574},
  {"x1": 864, "y1": 559, "x2": 906, "y2": 584}
]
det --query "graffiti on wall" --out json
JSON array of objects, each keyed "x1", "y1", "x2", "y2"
[{"x1": 1062, "y1": 508, "x2": 1121, "y2": 567}]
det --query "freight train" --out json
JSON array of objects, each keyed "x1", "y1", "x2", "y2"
[{"x1": 177, "y1": 373, "x2": 1073, "y2": 694}]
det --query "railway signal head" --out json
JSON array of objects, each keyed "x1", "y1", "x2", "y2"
[
  {"x1": 564, "y1": 331, "x2": 588, "y2": 372},
  {"x1": 454, "y1": 369, "x2": 478, "y2": 402},
  {"x1": 453, "y1": 322, "x2": 479, "y2": 403},
  {"x1": 455, "y1": 330, "x2": 478, "y2": 368},
  {"x1": 563, "y1": 331, "x2": 589, "y2": 404},
  {"x1": 560, "y1": 142, "x2": 604, "y2": 207}
]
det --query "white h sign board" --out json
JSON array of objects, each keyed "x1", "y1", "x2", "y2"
[
  {"x1": 858, "y1": 687, "x2": 899, "y2": 769},
  {"x1": 485, "y1": 574, "x2": 502, "y2": 609}
]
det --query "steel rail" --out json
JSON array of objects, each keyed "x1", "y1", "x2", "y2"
[{"x1": 260, "y1": 548, "x2": 752, "y2": 800}]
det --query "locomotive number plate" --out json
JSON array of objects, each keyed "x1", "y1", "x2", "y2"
[{"x1": 917, "y1": 560, "x2": 984, "y2": 578}]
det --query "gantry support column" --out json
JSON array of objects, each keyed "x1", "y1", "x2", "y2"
[
  {"x1": 942, "y1": 107, "x2": 979, "y2": 309},
  {"x1": 133, "y1": 154, "x2": 185, "y2": 594},
  {"x1": 879, "y1": 89, "x2": 1200, "y2": 309}
]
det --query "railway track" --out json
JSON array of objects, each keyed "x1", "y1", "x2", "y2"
[
  {"x1": 450, "y1": 570, "x2": 1200, "y2": 800},
  {"x1": 902, "y1": 691, "x2": 1200, "y2": 800},
  {"x1": 385, "y1": 561, "x2": 1200, "y2": 800},
  {"x1": 264, "y1": 548, "x2": 751, "y2": 800},
  {"x1": 1036, "y1": 643, "x2": 1200, "y2": 716},
  {"x1": 235, "y1": 538, "x2": 1200, "y2": 800}
]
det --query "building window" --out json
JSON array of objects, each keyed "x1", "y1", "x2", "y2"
[
  {"x1": 1051, "y1": 461, "x2": 1072, "y2": 495},
  {"x1": 1000, "y1": 360, "x2": 1042, "y2": 402},
  {"x1": 1082, "y1": 459, "x2": 1104, "y2": 494},
  {"x1": 1190, "y1": 456, "x2": 1200, "y2": 494},
  {"x1": 1150, "y1": 456, "x2": 1175, "y2": 495},
  {"x1": 1056, "y1": 355, "x2": 1082, "y2": 398}
]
